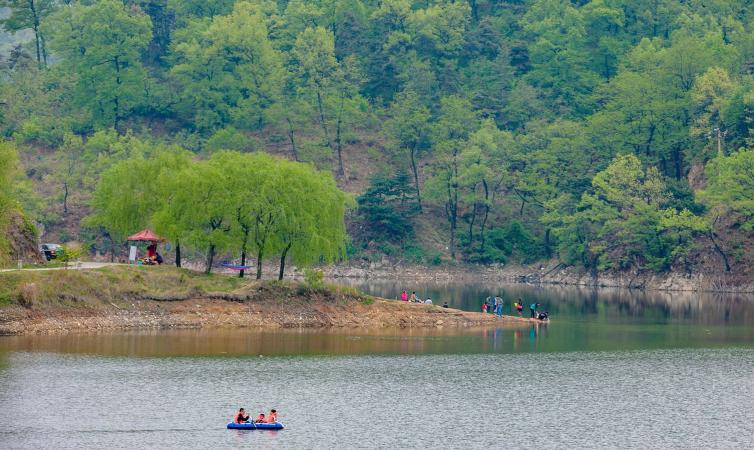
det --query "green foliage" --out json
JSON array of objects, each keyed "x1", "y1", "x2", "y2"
[
  {"x1": 544, "y1": 155, "x2": 708, "y2": 272},
  {"x1": 44, "y1": 0, "x2": 152, "y2": 130},
  {"x1": 58, "y1": 242, "x2": 85, "y2": 268},
  {"x1": 698, "y1": 149, "x2": 754, "y2": 229},
  {"x1": 0, "y1": 140, "x2": 20, "y2": 263},
  {"x1": 303, "y1": 268, "x2": 324, "y2": 290},
  {"x1": 4, "y1": 0, "x2": 754, "y2": 274},
  {"x1": 356, "y1": 170, "x2": 418, "y2": 244}
]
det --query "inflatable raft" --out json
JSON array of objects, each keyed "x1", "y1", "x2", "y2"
[{"x1": 227, "y1": 422, "x2": 284, "y2": 430}]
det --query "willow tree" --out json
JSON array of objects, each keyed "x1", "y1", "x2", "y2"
[
  {"x1": 210, "y1": 151, "x2": 281, "y2": 278},
  {"x1": 153, "y1": 158, "x2": 233, "y2": 274},
  {"x1": 273, "y1": 160, "x2": 351, "y2": 280},
  {"x1": 87, "y1": 146, "x2": 192, "y2": 263}
]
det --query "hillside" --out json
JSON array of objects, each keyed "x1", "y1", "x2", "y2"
[{"x1": 1, "y1": 1, "x2": 754, "y2": 282}]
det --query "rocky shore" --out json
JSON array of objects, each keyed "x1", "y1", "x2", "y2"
[{"x1": 322, "y1": 260, "x2": 754, "y2": 294}]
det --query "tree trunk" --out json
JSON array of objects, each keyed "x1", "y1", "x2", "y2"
[
  {"x1": 479, "y1": 179, "x2": 490, "y2": 251},
  {"x1": 467, "y1": 202, "x2": 477, "y2": 251},
  {"x1": 113, "y1": 56, "x2": 122, "y2": 132},
  {"x1": 316, "y1": 88, "x2": 332, "y2": 150},
  {"x1": 63, "y1": 181, "x2": 69, "y2": 214},
  {"x1": 278, "y1": 242, "x2": 292, "y2": 280},
  {"x1": 410, "y1": 145, "x2": 422, "y2": 211},
  {"x1": 335, "y1": 96, "x2": 346, "y2": 178},
  {"x1": 205, "y1": 243, "x2": 215, "y2": 274},
  {"x1": 175, "y1": 241, "x2": 181, "y2": 268},
  {"x1": 239, "y1": 250, "x2": 247, "y2": 278},
  {"x1": 286, "y1": 117, "x2": 299, "y2": 161},
  {"x1": 708, "y1": 231, "x2": 731, "y2": 272},
  {"x1": 256, "y1": 247, "x2": 264, "y2": 280},
  {"x1": 30, "y1": 0, "x2": 43, "y2": 69}
]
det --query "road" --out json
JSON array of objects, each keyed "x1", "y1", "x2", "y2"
[{"x1": 0, "y1": 262, "x2": 124, "y2": 273}]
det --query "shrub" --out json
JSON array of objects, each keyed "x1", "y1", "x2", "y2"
[
  {"x1": 18, "y1": 282, "x2": 37, "y2": 308},
  {"x1": 303, "y1": 268, "x2": 324, "y2": 290}
]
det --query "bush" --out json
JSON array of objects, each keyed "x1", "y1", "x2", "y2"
[
  {"x1": 58, "y1": 242, "x2": 86, "y2": 268},
  {"x1": 303, "y1": 268, "x2": 324, "y2": 290},
  {"x1": 18, "y1": 282, "x2": 37, "y2": 308}
]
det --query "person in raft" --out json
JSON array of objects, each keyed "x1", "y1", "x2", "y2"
[
  {"x1": 400, "y1": 291, "x2": 408, "y2": 302},
  {"x1": 234, "y1": 408, "x2": 250, "y2": 423},
  {"x1": 266, "y1": 409, "x2": 278, "y2": 423},
  {"x1": 255, "y1": 413, "x2": 266, "y2": 423}
]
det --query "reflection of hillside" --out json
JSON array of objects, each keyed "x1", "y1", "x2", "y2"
[{"x1": 343, "y1": 279, "x2": 754, "y2": 326}]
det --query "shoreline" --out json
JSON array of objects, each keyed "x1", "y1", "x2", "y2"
[
  {"x1": 0, "y1": 299, "x2": 538, "y2": 336},
  {"x1": 0, "y1": 266, "x2": 538, "y2": 336},
  {"x1": 321, "y1": 263, "x2": 754, "y2": 294}
]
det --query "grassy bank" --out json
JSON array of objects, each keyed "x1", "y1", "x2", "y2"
[{"x1": 0, "y1": 265, "x2": 530, "y2": 335}]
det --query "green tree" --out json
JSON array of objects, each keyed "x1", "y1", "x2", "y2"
[
  {"x1": 384, "y1": 90, "x2": 431, "y2": 210},
  {"x1": 356, "y1": 170, "x2": 418, "y2": 244},
  {"x1": 425, "y1": 96, "x2": 477, "y2": 260},
  {"x1": 44, "y1": 0, "x2": 152, "y2": 131},
  {"x1": 87, "y1": 146, "x2": 192, "y2": 262},
  {"x1": 544, "y1": 154, "x2": 706, "y2": 272},
  {"x1": 169, "y1": 1, "x2": 284, "y2": 133},
  {"x1": 0, "y1": 140, "x2": 20, "y2": 262},
  {"x1": 0, "y1": 0, "x2": 56, "y2": 68}
]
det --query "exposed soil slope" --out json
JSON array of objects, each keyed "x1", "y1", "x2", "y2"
[{"x1": 0, "y1": 266, "x2": 532, "y2": 335}]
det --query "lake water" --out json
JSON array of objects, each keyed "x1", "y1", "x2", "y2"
[{"x1": 1, "y1": 282, "x2": 754, "y2": 449}]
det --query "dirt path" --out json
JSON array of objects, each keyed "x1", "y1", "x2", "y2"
[{"x1": 0, "y1": 262, "x2": 123, "y2": 273}]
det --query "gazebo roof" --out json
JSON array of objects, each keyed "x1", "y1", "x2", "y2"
[{"x1": 126, "y1": 229, "x2": 164, "y2": 242}]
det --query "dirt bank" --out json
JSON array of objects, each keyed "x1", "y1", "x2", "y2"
[{"x1": 0, "y1": 266, "x2": 534, "y2": 335}]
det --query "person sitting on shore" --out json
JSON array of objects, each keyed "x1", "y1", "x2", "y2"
[
  {"x1": 266, "y1": 409, "x2": 278, "y2": 423},
  {"x1": 400, "y1": 291, "x2": 408, "y2": 302},
  {"x1": 515, "y1": 299, "x2": 524, "y2": 316},
  {"x1": 424, "y1": 297, "x2": 432, "y2": 304},
  {"x1": 538, "y1": 311, "x2": 549, "y2": 321},
  {"x1": 442, "y1": 302, "x2": 449, "y2": 308},
  {"x1": 409, "y1": 292, "x2": 417, "y2": 302},
  {"x1": 255, "y1": 413, "x2": 266, "y2": 423},
  {"x1": 234, "y1": 408, "x2": 250, "y2": 423}
]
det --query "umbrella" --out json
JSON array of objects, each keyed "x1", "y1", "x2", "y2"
[{"x1": 126, "y1": 229, "x2": 164, "y2": 242}]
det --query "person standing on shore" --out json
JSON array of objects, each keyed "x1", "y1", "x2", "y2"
[
  {"x1": 530, "y1": 302, "x2": 539, "y2": 318},
  {"x1": 496, "y1": 299, "x2": 503, "y2": 317},
  {"x1": 400, "y1": 291, "x2": 408, "y2": 302},
  {"x1": 515, "y1": 299, "x2": 524, "y2": 316},
  {"x1": 482, "y1": 302, "x2": 488, "y2": 313}
]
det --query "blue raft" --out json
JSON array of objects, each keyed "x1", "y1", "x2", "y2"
[{"x1": 227, "y1": 422, "x2": 284, "y2": 430}]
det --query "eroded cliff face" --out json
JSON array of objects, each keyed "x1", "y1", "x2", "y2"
[{"x1": 4, "y1": 211, "x2": 42, "y2": 265}]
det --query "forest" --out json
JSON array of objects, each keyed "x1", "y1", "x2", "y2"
[{"x1": 1, "y1": 0, "x2": 754, "y2": 276}]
